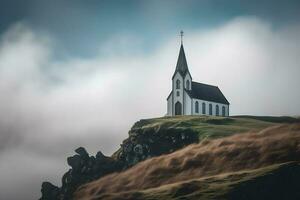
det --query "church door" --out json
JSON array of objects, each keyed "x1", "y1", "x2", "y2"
[{"x1": 175, "y1": 102, "x2": 182, "y2": 115}]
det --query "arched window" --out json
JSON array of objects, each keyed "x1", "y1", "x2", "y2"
[
  {"x1": 222, "y1": 106, "x2": 226, "y2": 117},
  {"x1": 202, "y1": 102, "x2": 206, "y2": 114},
  {"x1": 186, "y1": 80, "x2": 190, "y2": 90},
  {"x1": 176, "y1": 79, "x2": 180, "y2": 89},
  {"x1": 209, "y1": 104, "x2": 212, "y2": 115},
  {"x1": 216, "y1": 105, "x2": 219, "y2": 116},
  {"x1": 176, "y1": 91, "x2": 180, "y2": 96},
  {"x1": 195, "y1": 101, "x2": 199, "y2": 113}
]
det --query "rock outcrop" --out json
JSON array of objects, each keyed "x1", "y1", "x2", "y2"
[
  {"x1": 40, "y1": 182, "x2": 60, "y2": 200},
  {"x1": 114, "y1": 119, "x2": 199, "y2": 167},
  {"x1": 40, "y1": 147, "x2": 123, "y2": 200},
  {"x1": 40, "y1": 119, "x2": 199, "y2": 199}
]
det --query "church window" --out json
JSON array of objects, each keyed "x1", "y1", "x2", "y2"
[
  {"x1": 202, "y1": 103, "x2": 206, "y2": 114},
  {"x1": 222, "y1": 106, "x2": 226, "y2": 116},
  {"x1": 216, "y1": 105, "x2": 219, "y2": 116},
  {"x1": 186, "y1": 80, "x2": 190, "y2": 90},
  {"x1": 176, "y1": 80, "x2": 180, "y2": 89},
  {"x1": 176, "y1": 91, "x2": 180, "y2": 96},
  {"x1": 209, "y1": 104, "x2": 212, "y2": 115},
  {"x1": 195, "y1": 101, "x2": 199, "y2": 113}
]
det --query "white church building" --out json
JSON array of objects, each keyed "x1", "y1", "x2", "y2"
[{"x1": 167, "y1": 41, "x2": 230, "y2": 117}]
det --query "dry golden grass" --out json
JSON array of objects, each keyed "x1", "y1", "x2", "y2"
[{"x1": 75, "y1": 123, "x2": 300, "y2": 200}]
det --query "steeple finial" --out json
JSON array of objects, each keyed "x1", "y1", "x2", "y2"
[{"x1": 180, "y1": 30, "x2": 184, "y2": 45}]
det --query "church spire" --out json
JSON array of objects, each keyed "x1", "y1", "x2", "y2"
[
  {"x1": 173, "y1": 31, "x2": 190, "y2": 78},
  {"x1": 175, "y1": 44, "x2": 188, "y2": 75}
]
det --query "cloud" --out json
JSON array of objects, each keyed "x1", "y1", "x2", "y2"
[
  {"x1": 185, "y1": 17, "x2": 300, "y2": 115},
  {"x1": 0, "y1": 17, "x2": 300, "y2": 199},
  {"x1": 0, "y1": 22, "x2": 171, "y2": 200}
]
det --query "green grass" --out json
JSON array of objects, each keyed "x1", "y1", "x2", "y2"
[{"x1": 131, "y1": 115, "x2": 287, "y2": 141}]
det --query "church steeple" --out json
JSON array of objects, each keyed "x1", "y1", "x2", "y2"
[
  {"x1": 175, "y1": 44, "x2": 189, "y2": 76},
  {"x1": 172, "y1": 43, "x2": 191, "y2": 79}
]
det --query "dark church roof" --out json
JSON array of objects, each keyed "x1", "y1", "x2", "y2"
[
  {"x1": 172, "y1": 44, "x2": 191, "y2": 79},
  {"x1": 185, "y1": 82, "x2": 230, "y2": 105}
]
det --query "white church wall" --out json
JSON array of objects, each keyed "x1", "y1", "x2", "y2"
[
  {"x1": 184, "y1": 91, "x2": 192, "y2": 115},
  {"x1": 167, "y1": 94, "x2": 172, "y2": 116},
  {"x1": 192, "y1": 98, "x2": 229, "y2": 117}
]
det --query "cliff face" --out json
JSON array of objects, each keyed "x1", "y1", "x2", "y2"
[
  {"x1": 111, "y1": 115, "x2": 286, "y2": 166},
  {"x1": 112, "y1": 118, "x2": 199, "y2": 167},
  {"x1": 40, "y1": 116, "x2": 300, "y2": 200}
]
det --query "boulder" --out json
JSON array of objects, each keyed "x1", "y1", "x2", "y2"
[
  {"x1": 67, "y1": 155, "x2": 82, "y2": 172},
  {"x1": 115, "y1": 126, "x2": 199, "y2": 167},
  {"x1": 96, "y1": 151, "x2": 105, "y2": 161},
  {"x1": 75, "y1": 147, "x2": 89, "y2": 160},
  {"x1": 40, "y1": 182, "x2": 60, "y2": 200}
]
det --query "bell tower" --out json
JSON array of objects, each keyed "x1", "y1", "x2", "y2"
[{"x1": 171, "y1": 31, "x2": 192, "y2": 115}]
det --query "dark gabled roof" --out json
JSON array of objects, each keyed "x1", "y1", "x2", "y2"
[
  {"x1": 185, "y1": 82, "x2": 230, "y2": 105},
  {"x1": 172, "y1": 44, "x2": 191, "y2": 79}
]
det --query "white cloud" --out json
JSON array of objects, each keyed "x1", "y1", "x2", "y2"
[
  {"x1": 185, "y1": 17, "x2": 300, "y2": 115},
  {"x1": 0, "y1": 17, "x2": 300, "y2": 199}
]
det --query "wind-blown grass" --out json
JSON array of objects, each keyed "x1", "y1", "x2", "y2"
[{"x1": 75, "y1": 122, "x2": 300, "y2": 200}]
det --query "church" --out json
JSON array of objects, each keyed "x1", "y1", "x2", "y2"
[{"x1": 166, "y1": 35, "x2": 230, "y2": 117}]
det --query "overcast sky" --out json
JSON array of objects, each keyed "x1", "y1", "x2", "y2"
[{"x1": 1, "y1": 1, "x2": 300, "y2": 199}]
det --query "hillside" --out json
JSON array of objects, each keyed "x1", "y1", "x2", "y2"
[
  {"x1": 112, "y1": 115, "x2": 299, "y2": 167},
  {"x1": 40, "y1": 116, "x2": 300, "y2": 200},
  {"x1": 76, "y1": 162, "x2": 300, "y2": 200},
  {"x1": 75, "y1": 123, "x2": 300, "y2": 200}
]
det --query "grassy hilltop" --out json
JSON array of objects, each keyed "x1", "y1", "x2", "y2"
[
  {"x1": 112, "y1": 115, "x2": 279, "y2": 166},
  {"x1": 74, "y1": 116, "x2": 300, "y2": 200},
  {"x1": 130, "y1": 115, "x2": 298, "y2": 140}
]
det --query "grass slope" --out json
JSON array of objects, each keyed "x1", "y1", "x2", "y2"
[
  {"x1": 75, "y1": 119, "x2": 300, "y2": 200},
  {"x1": 117, "y1": 162, "x2": 300, "y2": 200},
  {"x1": 131, "y1": 115, "x2": 290, "y2": 141}
]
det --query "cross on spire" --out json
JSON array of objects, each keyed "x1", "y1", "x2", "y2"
[{"x1": 180, "y1": 30, "x2": 184, "y2": 45}]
